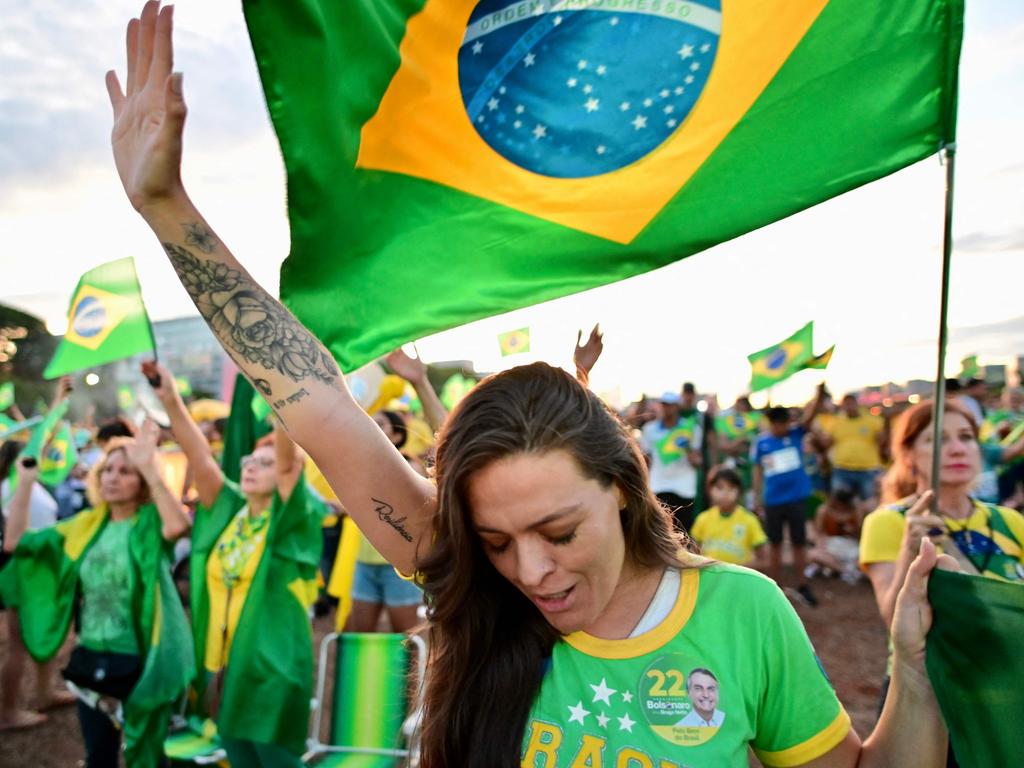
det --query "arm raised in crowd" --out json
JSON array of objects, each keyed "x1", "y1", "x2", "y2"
[
  {"x1": 385, "y1": 348, "x2": 448, "y2": 434},
  {"x1": 2, "y1": 459, "x2": 39, "y2": 553},
  {"x1": 123, "y1": 419, "x2": 192, "y2": 541},
  {"x1": 143, "y1": 360, "x2": 223, "y2": 507},
  {"x1": 108, "y1": 2, "x2": 434, "y2": 574}
]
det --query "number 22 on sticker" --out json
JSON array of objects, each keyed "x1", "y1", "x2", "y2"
[{"x1": 646, "y1": 669, "x2": 686, "y2": 697}]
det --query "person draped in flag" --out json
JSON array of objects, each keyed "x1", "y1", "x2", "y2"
[
  {"x1": 108, "y1": 3, "x2": 961, "y2": 766},
  {"x1": 143, "y1": 360, "x2": 321, "y2": 766},
  {"x1": 0, "y1": 420, "x2": 192, "y2": 768}
]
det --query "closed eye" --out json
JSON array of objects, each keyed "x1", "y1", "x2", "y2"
[{"x1": 548, "y1": 529, "x2": 577, "y2": 546}]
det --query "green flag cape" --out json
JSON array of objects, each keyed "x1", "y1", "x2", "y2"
[
  {"x1": 44, "y1": 257, "x2": 156, "y2": 379},
  {"x1": 926, "y1": 568, "x2": 1024, "y2": 767},
  {"x1": 189, "y1": 478, "x2": 322, "y2": 753},
  {"x1": 5, "y1": 399, "x2": 70, "y2": 496},
  {"x1": 243, "y1": 0, "x2": 962, "y2": 371},
  {"x1": 0, "y1": 505, "x2": 194, "y2": 768}
]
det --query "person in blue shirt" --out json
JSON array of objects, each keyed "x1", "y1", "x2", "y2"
[{"x1": 752, "y1": 384, "x2": 827, "y2": 606}]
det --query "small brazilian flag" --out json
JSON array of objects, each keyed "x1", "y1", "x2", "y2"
[
  {"x1": 44, "y1": 257, "x2": 155, "y2": 379},
  {"x1": 748, "y1": 323, "x2": 814, "y2": 392},
  {"x1": 244, "y1": 0, "x2": 963, "y2": 371},
  {"x1": 0, "y1": 382, "x2": 14, "y2": 411},
  {"x1": 498, "y1": 327, "x2": 531, "y2": 356},
  {"x1": 39, "y1": 421, "x2": 77, "y2": 487},
  {"x1": 960, "y1": 354, "x2": 979, "y2": 379},
  {"x1": 807, "y1": 345, "x2": 835, "y2": 370}
]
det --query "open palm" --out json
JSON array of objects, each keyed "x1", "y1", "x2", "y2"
[{"x1": 106, "y1": 2, "x2": 186, "y2": 212}]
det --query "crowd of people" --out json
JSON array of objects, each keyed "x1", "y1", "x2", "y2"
[{"x1": 2, "y1": 3, "x2": 1022, "y2": 767}]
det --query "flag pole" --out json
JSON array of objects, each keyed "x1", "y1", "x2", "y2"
[{"x1": 929, "y1": 143, "x2": 957, "y2": 514}]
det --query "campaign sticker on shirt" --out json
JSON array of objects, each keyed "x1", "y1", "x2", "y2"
[{"x1": 639, "y1": 654, "x2": 725, "y2": 746}]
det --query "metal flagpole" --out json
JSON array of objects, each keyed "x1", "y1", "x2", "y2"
[{"x1": 929, "y1": 142, "x2": 957, "y2": 514}]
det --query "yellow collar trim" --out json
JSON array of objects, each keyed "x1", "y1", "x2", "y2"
[{"x1": 563, "y1": 567, "x2": 700, "y2": 659}]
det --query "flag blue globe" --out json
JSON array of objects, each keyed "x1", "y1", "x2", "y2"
[
  {"x1": 458, "y1": 1, "x2": 722, "y2": 179},
  {"x1": 72, "y1": 297, "x2": 107, "y2": 339}
]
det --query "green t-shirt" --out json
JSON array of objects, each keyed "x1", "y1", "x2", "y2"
[
  {"x1": 521, "y1": 563, "x2": 849, "y2": 767},
  {"x1": 79, "y1": 518, "x2": 139, "y2": 655}
]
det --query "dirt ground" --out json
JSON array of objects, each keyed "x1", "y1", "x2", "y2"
[{"x1": 0, "y1": 577, "x2": 887, "y2": 767}]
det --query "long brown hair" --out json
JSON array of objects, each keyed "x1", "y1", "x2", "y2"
[
  {"x1": 416, "y1": 362, "x2": 686, "y2": 768},
  {"x1": 881, "y1": 399, "x2": 978, "y2": 502}
]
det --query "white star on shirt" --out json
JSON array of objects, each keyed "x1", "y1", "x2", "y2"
[
  {"x1": 631, "y1": 115, "x2": 647, "y2": 130},
  {"x1": 596, "y1": 712, "x2": 610, "y2": 728},
  {"x1": 568, "y1": 701, "x2": 590, "y2": 725},
  {"x1": 678, "y1": 43, "x2": 694, "y2": 59},
  {"x1": 584, "y1": 97, "x2": 599, "y2": 113},
  {"x1": 472, "y1": 41, "x2": 483, "y2": 55},
  {"x1": 487, "y1": 97, "x2": 499, "y2": 111},
  {"x1": 590, "y1": 678, "x2": 617, "y2": 706},
  {"x1": 532, "y1": 124, "x2": 547, "y2": 139},
  {"x1": 523, "y1": 53, "x2": 536, "y2": 67},
  {"x1": 617, "y1": 713, "x2": 636, "y2": 733},
  {"x1": 621, "y1": 691, "x2": 634, "y2": 703}
]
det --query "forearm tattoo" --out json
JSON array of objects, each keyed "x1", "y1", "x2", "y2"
[
  {"x1": 372, "y1": 497, "x2": 414, "y2": 542},
  {"x1": 163, "y1": 237, "x2": 342, "y2": 400}
]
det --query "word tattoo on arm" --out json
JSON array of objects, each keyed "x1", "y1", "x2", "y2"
[
  {"x1": 372, "y1": 497, "x2": 415, "y2": 543},
  {"x1": 162, "y1": 240, "x2": 342, "y2": 395}
]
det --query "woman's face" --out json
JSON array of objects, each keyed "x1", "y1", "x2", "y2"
[
  {"x1": 909, "y1": 411, "x2": 981, "y2": 488},
  {"x1": 240, "y1": 445, "x2": 276, "y2": 495},
  {"x1": 467, "y1": 449, "x2": 626, "y2": 635},
  {"x1": 99, "y1": 449, "x2": 143, "y2": 505}
]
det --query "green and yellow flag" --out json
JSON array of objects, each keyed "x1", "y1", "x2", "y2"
[
  {"x1": 244, "y1": 0, "x2": 963, "y2": 371},
  {"x1": 39, "y1": 421, "x2": 77, "y2": 487},
  {"x1": 498, "y1": 327, "x2": 531, "y2": 356},
  {"x1": 960, "y1": 354, "x2": 979, "y2": 379},
  {"x1": 44, "y1": 257, "x2": 155, "y2": 379},
  {"x1": 807, "y1": 345, "x2": 835, "y2": 370},
  {"x1": 927, "y1": 568, "x2": 1024, "y2": 767},
  {"x1": 0, "y1": 382, "x2": 14, "y2": 411},
  {"x1": 748, "y1": 323, "x2": 814, "y2": 392}
]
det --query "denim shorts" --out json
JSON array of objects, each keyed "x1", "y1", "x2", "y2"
[{"x1": 351, "y1": 562, "x2": 423, "y2": 607}]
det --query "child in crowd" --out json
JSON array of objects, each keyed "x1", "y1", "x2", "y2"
[
  {"x1": 690, "y1": 467, "x2": 767, "y2": 569},
  {"x1": 807, "y1": 487, "x2": 864, "y2": 584}
]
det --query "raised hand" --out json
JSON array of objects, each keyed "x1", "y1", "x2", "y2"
[
  {"x1": 106, "y1": 2, "x2": 187, "y2": 213},
  {"x1": 122, "y1": 419, "x2": 161, "y2": 474},
  {"x1": 386, "y1": 347, "x2": 428, "y2": 385},
  {"x1": 15, "y1": 456, "x2": 40, "y2": 486},
  {"x1": 141, "y1": 360, "x2": 178, "y2": 406},
  {"x1": 573, "y1": 324, "x2": 604, "y2": 379},
  {"x1": 52, "y1": 376, "x2": 73, "y2": 407}
]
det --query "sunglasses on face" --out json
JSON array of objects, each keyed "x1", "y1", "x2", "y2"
[{"x1": 240, "y1": 455, "x2": 275, "y2": 470}]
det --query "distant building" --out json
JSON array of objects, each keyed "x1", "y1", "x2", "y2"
[{"x1": 151, "y1": 317, "x2": 231, "y2": 398}]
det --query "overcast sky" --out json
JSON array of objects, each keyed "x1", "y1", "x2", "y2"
[{"x1": 1, "y1": 1, "x2": 1022, "y2": 405}]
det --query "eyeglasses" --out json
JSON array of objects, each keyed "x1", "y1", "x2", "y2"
[{"x1": 240, "y1": 455, "x2": 275, "y2": 470}]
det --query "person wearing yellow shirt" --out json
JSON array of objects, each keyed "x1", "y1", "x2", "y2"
[
  {"x1": 860, "y1": 399, "x2": 1024, "y2": 767},
  {"x1": 690, "y1": 467, "x2": 767, "y2": 568},
  {"x1": 820, "y1": 394, "x2": 886, "y2": 505}
]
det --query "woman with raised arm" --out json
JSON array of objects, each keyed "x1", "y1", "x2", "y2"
[
  {"x1": 111, "y1": 4, "x2": 959, "y2": 766},
  {"x1": 0, "y1": 421, "x2": 192, "y2": 768},
  {"x1": 143, "y1": 360, "x2": 321, "y2": 766}
]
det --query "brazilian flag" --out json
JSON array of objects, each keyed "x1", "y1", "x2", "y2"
[
  {"x1": 244, "y1": 0, "x2": 962, "y2": 371},
  {"x1": 747, "y1": 322, "x2": 814, "y2": 392},
  {"x1": 498, "y1": 327, "x2": 531, "y2": 356},
  {"x1": 44, "y1": 257, "x2": 155, "y2": 379},
  {"x1": 39, "y1": 421, "x2": 78, "y2": 487}
]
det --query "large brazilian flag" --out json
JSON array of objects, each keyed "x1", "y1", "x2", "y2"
[{"x1": 243, "y1": 0, "x2": 963, "y2": 371}]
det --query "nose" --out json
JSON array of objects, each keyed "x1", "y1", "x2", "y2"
[{"x1": 515, "y1": 538, "x2": 556, "y2": 589}]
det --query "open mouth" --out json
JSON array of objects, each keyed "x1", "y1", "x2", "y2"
[{"x1": 533, "y1": 585, "x2": 576, "y2": 612}]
